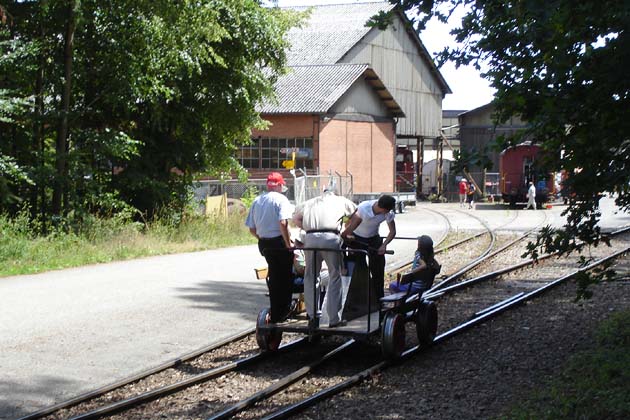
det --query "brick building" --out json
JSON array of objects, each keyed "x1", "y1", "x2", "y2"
[{"x1": 239, "y1": 2, "x2": 450, "y2": 194}]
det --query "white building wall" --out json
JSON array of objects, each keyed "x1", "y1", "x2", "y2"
[
  {"x1": 330, "y1": 77, "x2": 390, "y2": 117},
  {"x1": 339, "y1": 14, "x2": 445, "y2": 138}
]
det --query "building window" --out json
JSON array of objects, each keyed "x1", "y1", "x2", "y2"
[{"x1": 238, "y1": 137, "x2": 314, "y2": 170}]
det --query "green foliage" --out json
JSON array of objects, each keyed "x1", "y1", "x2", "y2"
[
  {"x1": 0, "y1": 0, "x2": 303, "y2": 226},
  {"x1": 574, "y1": 258, "x2": 617, "y2": 301},
  {"x1": 0, "y1": 209, "x2": 254, "y2": 277},
  {"x1": 375, "y1": 1, "x2": 630, "y2": 294},
  {"x1": 0, "y1": 154, "x2": 33, "y2": 207},
  {"x1": 503, "y1": 310, "x2": 630, "y2": 420},
  {"x1": 452, "y1": 146, "x2": 493, "y2": 174},
  {"x1": 241, "y1": 185, "x2": 260, "y2": 208}
]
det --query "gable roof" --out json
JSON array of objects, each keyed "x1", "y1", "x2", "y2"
[
  {"x1": 258, "y1": 64, "x2": 404, "y2": 117},
  {"x1": 286, "y1": 2, "x2": 394, "y2": 65},
  {"x1": 285, "y1": 2, "x2": 450, "y2": 95},
  {"x1": 443, "y1": 109, "x2": 468, "y2": 118}
]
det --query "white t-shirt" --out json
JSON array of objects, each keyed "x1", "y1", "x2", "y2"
[
  {"x1": 294, "y1": 192, "x2": 356, "y2": 232},
  {"x1": 353, "y1": 199, "x2": 395, "y2": 238},
  {"x1": 528, "y1": 184, "x2": 536, "y2": 198}
]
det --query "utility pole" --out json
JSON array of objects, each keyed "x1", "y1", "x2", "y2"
[{"x1": 416, "y1": 137, "x2": 424, "y2": 199}]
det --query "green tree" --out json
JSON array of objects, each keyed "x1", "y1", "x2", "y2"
[
  {"x1": 0, "y1": 0, "x2": 302, "y2": 225},
  {"x1": 373, "y1": 1, "x2": 630, "y2": 260}
]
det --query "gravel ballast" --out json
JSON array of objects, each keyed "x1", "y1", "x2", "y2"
[{"x1": 299, "y1": 257, "x2": 630, "y2": 420}]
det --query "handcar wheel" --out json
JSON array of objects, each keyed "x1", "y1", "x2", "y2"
[
  {"x1": 416, "y1": 300, "x2": 438, "y2": 346},
  {"x1": 381, "y1": 312, "x2": 406, "y2": 360},
  {"x1": 255, "y1": 308, "x2": 283, "y2": 351}
]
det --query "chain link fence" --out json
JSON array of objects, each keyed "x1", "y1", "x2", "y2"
[
  {"x1": 294, "y1": 170, "x2": 353, "y2": 205},
  {"x1": 193, "y1": 170, "x2": 353, "y2": 209}
]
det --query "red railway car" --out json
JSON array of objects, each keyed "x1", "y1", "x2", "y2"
[
  {"x1": 499, "y1": 143, "x2": 556, "y2": 207},
  {"x1": 395, "y1": 146, "x2": 415, "y2": 192}
]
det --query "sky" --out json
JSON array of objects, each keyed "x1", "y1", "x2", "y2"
[{"x1": 269, "y1": 0, "x2": 496, "y2": 111}]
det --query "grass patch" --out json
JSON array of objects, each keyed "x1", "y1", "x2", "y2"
[
  {"x1": 0, "y1": 212, "x2": 255, "y2": 277},
  {"x1": 501, "y1": 310, "x2": 630, "y2": 420}
]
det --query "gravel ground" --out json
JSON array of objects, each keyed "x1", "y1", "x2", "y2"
[
  {"x1": 300, "y1": 256, "x2": 630, "y2": 420},
  {"x1": 38, "y1": 233, "x2": 630, "y2": 420}
]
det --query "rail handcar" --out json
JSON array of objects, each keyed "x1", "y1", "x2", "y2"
[
  {"x1": 499, "y1": 143, "x2": 555, "y2": 207},
  {"x1": 255, "y1": 247, "x2": 438, "y2": 360}
]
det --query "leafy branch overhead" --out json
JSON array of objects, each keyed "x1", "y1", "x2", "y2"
[
  {"x1": 0, "y1": 0, "x2": 304, "y2": 223},
  {"x1": 374, "y1": 0, "x2": 630, "y2": 265}
]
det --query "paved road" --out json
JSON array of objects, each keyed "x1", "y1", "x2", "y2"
[{"x1": 1, "y1": 197, "x2": 627, "y2": 419}]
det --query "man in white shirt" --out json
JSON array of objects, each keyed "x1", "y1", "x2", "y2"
[
  {"x1": 293, "y1": 190, "x2": 357, "y2": 327},
  {"x1": 245, "y1": 172, "x2": 294, "y2": 323},
  {"x1": 526, "y1": 181, "x2": 537, "y2": 210},
  {"x1": 342, "y1": 195, "x2": 397, "y2": 299}
]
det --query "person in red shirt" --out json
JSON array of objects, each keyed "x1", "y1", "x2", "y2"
[{"x1": 458, "y1": 178, "x2": 468, "y2": 207}]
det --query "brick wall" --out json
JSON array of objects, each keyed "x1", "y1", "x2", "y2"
[
  {"x1": 244, "y1": 114, "x2": 395, "y2": 194},
  {"x1": 319, "y1": 119, "x2": 395, "y2": 193}
]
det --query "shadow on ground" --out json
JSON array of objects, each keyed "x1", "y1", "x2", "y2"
[
  {"x1": 0, "y1": 376, "x2": 77, "y2": 420},
  {"x1": 174, "y1": 278, "x2": 268, "y2": 317}
]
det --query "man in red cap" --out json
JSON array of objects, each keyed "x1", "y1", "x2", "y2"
[{"x1": 246, "y1": 172, "x2": 294, "y2": 323}]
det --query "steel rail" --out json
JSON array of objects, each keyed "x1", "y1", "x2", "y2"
[
  {"x1": 423, "y1": 246, "x2": 630, "y2": 347},
  {"x1": 207, "y1": 339, "x2": 356, "y2": 420},
  {"x1": 65, "y1": 338, "x2": 306, "y2": 420},
  {"x1": 423, "y1": 237, "x2": 551, "y2": 299},
  {"x1": 17, "y1": 327, "x2": 256, "y2": 420},
  {"x1": 492, "y1": 204, "x2": 551, "y2": 233},
  {"x1": 471, "y1": 292, "x2": 526, "y2": 318},
  {"x1": 420, "y1": 206, "x2": 452, "y2": 247},
  {"x1": 426, "y1": 209, "x2": 496, "y2": 292},
  {"x1": 259, "y1": 360, "x2": 387, "y2": 420},
  {"x1": 423, "y1": 224, "x2": 630, "y2": 300},
  {"x1": 425, "y1": 205, "x2": 590, "y2": 294},
  {"x1": 385, "y1": 206, "x2": 451, "y2": 274},
  {"x1": 388, "y1": 230, "x2": 486, "y2": 277},
  {"x1": 387, "y1": 207, "x2": 499, "y2": 290},
  {"x1": 260, "y1": 245, "x2": 630, "y2": 420},
  {"x1": 490, "y1": 207, "x2": 521, "y2": 231}
]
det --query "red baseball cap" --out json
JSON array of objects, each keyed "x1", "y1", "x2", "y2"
[{"x1": 266, "y1": 172, "x2": 286, "y2": 188}]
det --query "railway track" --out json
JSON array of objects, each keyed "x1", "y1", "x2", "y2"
[
  {"x1": 242, "y1": 232, "x2": 630, "y2": 419},
  {"x1": 19, "y1": 329, "x2": 261, "y2": 420},
  {"x1": 23, "y1": 210, "x2": 627, "y2": 420}
]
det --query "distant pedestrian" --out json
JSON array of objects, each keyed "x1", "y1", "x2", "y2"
[
  {"x1": 458, "y1": 178, "x2": 468, "y2": 207},
  {"x1": 245, "y1": 172, "x2": 294, "y2": 323},
  {"x1": 467, "y1": 181, "x2": 476, "y2": 209},
  {"x1": 526, "y1": 181, "x2": 537, "y2": 209}
]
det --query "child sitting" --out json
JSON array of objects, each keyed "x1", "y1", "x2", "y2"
[{"x1": 389, "y1": 235, "x2": 441, "y2": 297}]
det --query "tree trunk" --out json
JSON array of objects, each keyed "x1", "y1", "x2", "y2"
[
  {"x1": 31, "y1": 16, "x2": 45, "y2": 222},
  {"x1": 52, "y1": 0, "x2": 76, "y2": 217}
]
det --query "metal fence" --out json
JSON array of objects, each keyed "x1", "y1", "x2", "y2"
[
  {"x1": 294, "y1": 169, "x2": 353, "y2": 205},
  {"x1": 192, "y1": 169, "x2": 353, "y2": 207}
]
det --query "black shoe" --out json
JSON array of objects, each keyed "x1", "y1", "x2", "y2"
[{"x1": 328, "y1": 320, "x2": 347, "y2": 328}]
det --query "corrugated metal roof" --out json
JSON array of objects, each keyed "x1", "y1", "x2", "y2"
[
  {"x1": 285, "y1": 2, "x2": 394, "y2": 65},
  {"x1": 259, "y1": 64, "x2": 367, "y2": 114},
  {"x1": 259, "y1": 64, "x2": 404, "y2": 117},
  {"x1": 443, "y1": 109, "x2": 468, "y2": 118}
]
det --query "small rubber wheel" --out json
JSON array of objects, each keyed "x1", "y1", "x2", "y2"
[
  {"x1": 255, "y1": 308, "x2": 282, "y2": 351},
  {"x1": 416, "y1": 300, "x2": 438, "y2": 346},
  {"x1": 381, "y1": 312, "x2": 406, "y2": 359}
]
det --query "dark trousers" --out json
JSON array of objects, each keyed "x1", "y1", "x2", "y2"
[
  {"x1": 353, "y1": 234, "x2": 386, "y2": 299},
  {"x1": 258, "y1": 236, "x2": 293, "y2": 323}
]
